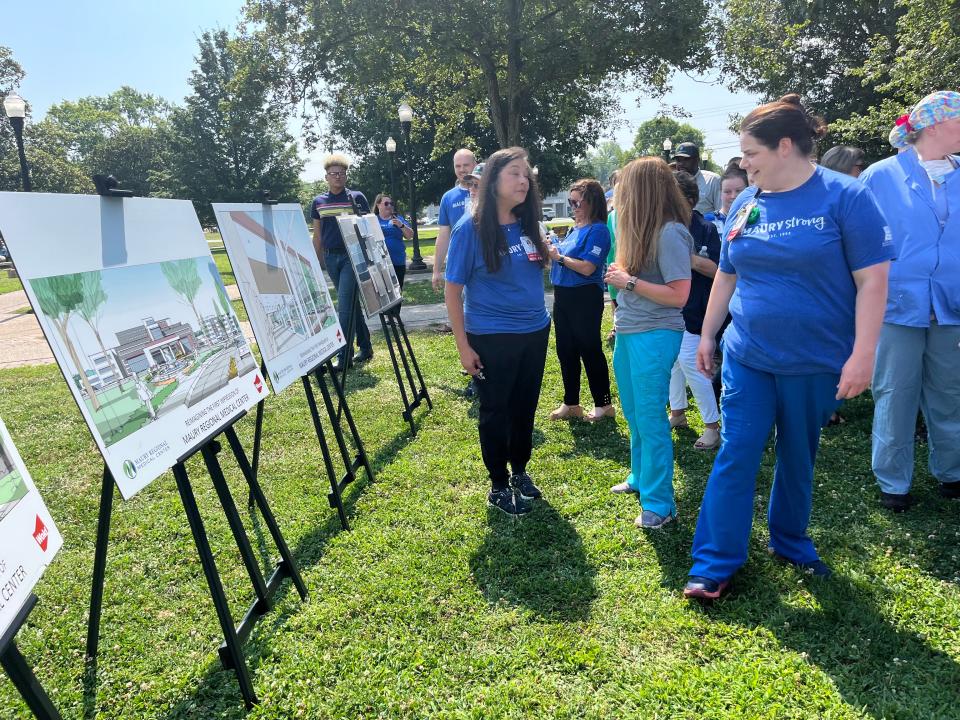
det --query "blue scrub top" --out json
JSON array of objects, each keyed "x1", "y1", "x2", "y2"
[
  {"x1": 860, "y1": 148, "x2": 960, "y2": 327},
  {"x1": 378, "y1": 215, "x2": 409, "y2": 266}
]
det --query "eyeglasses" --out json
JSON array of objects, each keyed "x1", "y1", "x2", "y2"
[
  {"x1": 382, "y1": 200, "x2": 393, "y2": 206},
  {"x1": 568, "y1": 199, "x2": 583, "y2": 210},
  {"x1": 326, "y1": 170, "x2": 346, "y2": 178}
]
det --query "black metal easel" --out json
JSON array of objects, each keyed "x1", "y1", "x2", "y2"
[
  {"x1": 84, "y1": 413, "x2": 308, "y2": 709},
  {"x1": 1, "y1": 595, "x2": 62, "y2": 719}
]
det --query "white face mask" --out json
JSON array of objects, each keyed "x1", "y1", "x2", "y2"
[{"x1": 920, "y1": 158, "x2": 957, "y2": 185}]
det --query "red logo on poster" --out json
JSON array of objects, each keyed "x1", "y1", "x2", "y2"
[
  {"x1": 336, "y1": 328, "x2": 343, "y2": 341},
  {"x1": 254, "y1": 374, "x2": 263, "y2": 394},
  {"x1": 33, "y1": 516, "x2": 49, "y2": 552}
]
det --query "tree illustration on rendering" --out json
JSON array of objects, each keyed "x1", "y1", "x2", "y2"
[
  {"x1": 32, "y1": 273, "x2": 103, "y2": 411},
  {"x1": 75, "y1": 271, "x2": 120, "y2": 388},
  {"x1": 161, "y1": 259, "x2": 204, "y2": 330}
]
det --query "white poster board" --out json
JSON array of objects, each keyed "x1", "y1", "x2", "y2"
[
  {"x1": 336, "y1": 214, "x2": 403, "y2": 318},
  {"x1": 0, "y1": 417, "x2": 63, "y2": 637},
  {"x1": 212, "y1": 203, "x2": 345, "y2": 393},
  {"x1": 0, "y1": 193, "x2": 268, "y2": 499}
]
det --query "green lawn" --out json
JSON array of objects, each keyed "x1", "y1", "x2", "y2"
[
  {"x1": 0, "y1": 319, "x2": 957, "y2": 718},
  {"x1": 0, "y1": 273, "x2": 23, "y2": 295}
]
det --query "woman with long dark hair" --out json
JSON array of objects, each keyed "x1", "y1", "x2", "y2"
[
  {"x1": 604, "y1": 157, "x2": 692, "y2": 530},
  {"x1": 444, "y1": 147, "x2": 551, "y2": 516},
  {"x1": 546, "y1": 178, "x2": 613, "y2": 421},
  {"x1": 684, "y1": 95, "x2": 893, "y2": 599}
]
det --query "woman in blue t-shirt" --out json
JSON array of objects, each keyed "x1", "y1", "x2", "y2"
[
  {"x1": 374, "y1": 193, "x2": 413, "y2": 288},
  {"x1": 683, "y1": 95, "x2": 893, "y2": 600},
  {"x1": 546, "y1": 179, "x2": 613, "y2": 422},
  {"x1": 444, "y1": 147, "x2": 551, "y2": 517}
]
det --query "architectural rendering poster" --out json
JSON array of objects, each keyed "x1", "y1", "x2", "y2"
[
  {"x1": 0, "y1": 416, "x2": 63, "y2": 637},
  {"x1": 212, "y1": 203, "x2": 345, "y2": 393},
  {"x1": 0, "y1": 193, "x2": 268, "y2": 499},
  {"x1": 336, "y1": 214, "x2": 403, "y2": 319}
]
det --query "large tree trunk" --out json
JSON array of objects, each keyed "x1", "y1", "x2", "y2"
[
  {"x1": 57, "y1": 316, "x2": 102, "y2": 412},
  {"x1": 477, "y1": 53, "x2": 510, "y2": 148},
  {"x1": 505, "y1": 0, "x2": 523, "y2": 147}
]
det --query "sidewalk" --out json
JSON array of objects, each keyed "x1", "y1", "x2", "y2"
[{"x1": 0, "y1": 268, "x2": 561, "y2": 369}]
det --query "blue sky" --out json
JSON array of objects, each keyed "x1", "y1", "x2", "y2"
[{"x1": 7, "y1": 1, "x2": 757, "y2": 175}]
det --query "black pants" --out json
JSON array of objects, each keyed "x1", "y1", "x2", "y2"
[
  {"x1": 553, "y1": 284, "x2": 611, "y2": 407},
  {"x1": 467, "y1": 323, "x2": 550, "y2": 489},
  {"x1": 393, "y1": 264, "x2": 406, "y2": 289}
]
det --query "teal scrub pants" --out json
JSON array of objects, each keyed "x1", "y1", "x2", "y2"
[
  {"x1": 689, "y1": 353, "x2": 839, "y2": 582},
  {"x1": 612, "y1": 328, "x2": 682, "y2": 517}
]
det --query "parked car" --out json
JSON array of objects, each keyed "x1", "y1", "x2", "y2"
[
  {"x1": 419, "y1": 215, "x2": 439, "y2": 226},
  {"x1": 542, "y1": 208, "x2": 556, "y2": 221}
]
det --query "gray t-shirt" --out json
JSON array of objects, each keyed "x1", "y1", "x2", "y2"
[{"x1": 614, "y1": 221, "x2": 692, "y2": 334}]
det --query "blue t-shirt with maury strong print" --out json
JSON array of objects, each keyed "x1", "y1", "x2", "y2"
[
  {"x1": 719, "y1": 165, "x2": 893, "y2": 375},
  {"x1": 444, "y1": 215, "x2": 550, "y2": 335}
]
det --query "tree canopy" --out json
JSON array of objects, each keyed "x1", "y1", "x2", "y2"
[{"x1": 246, "y1": 0, "x2": 711, "y2": 201}]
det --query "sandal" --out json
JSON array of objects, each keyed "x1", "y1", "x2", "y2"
[
  {"x1": 585, "y1": 405, "x2": 615, "y2": 422},
  {"x1": 549, "y1": 404, "x2": 583, "y2": 420},
  {"x1": 827, "y1": 412, "x2": 846, "y2": 427},
  {"x1": 669, "y1": 414, "x2": 689, "y2": 429},
  {"x1": 694, "y1": 427, "x2": 721, "y2": 451}
]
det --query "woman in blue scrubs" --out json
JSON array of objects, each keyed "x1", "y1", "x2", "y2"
[
  {"x1": 860, "y1": 91, "x2": 960, "y2": 511},
  {"x1": 684, "y1": 94, "x2": 893, "y2": 600}
]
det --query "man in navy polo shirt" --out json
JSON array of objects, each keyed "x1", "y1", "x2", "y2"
[
  {"x1": 311, "y1": 153, "x2": 372, "y2": 369},
  {"x1": 431, "y1": 148, "x2": 477, "y2": 291}
]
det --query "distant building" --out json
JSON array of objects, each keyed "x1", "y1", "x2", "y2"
[
  {"x1": 113, "y1": 317, "x2": 197, "y2": 375},
  {"x1": 0, "y1": 444, "x2": 13, "y2": 477},
  {"x1": 198, "y1": 312, "x2": 242, "y2": 347}
]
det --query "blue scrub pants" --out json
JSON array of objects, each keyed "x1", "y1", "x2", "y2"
[
  {"x1": 612, "y1": 329, "x2": 682, "y2": 517},
  {"x1": 325, "y1": 249, "x2": 371, "y2": 362},
  {"x1": 872, "y1": 321, "x2": 960, "y2": 494},
  {"x1": 689, "y1": 353, "x2": 839, "y2": 582}
]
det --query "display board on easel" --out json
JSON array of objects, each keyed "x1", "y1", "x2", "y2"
[
  {"x1": 212, "y1": 202, "x2": 345, "y2": 393},
  {"x1": 337, "y1": 214, "x2": 403, "y2": 318},
  {"x1": 0, "y1": 193, "x2": 267, "y2": 498},
  {"x1": 0, "y1": 417, "x2": 62, "y2": 636}
]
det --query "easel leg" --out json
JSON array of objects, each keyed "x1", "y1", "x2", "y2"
[
  {"x1": 319, "y1": 360, "x2": 375, "y2": 483},
  {"x1": 395, "y1": 312, "x2": 433, "y2": 410},
  {"x1": 173, "y1": 462, "x2": 258, "y2": 709},
  {"x1": 200, "y1": 441, "x2": 270, "y2": 612},
  {"x1": 223, "y1": 426, "x2": 308, "y2": 600},
  {"x1": 1, "y1": 598, "x2": 62, "y2": 720},
  {"x1": 85, "y1": 466, "x2": 114, "y2": 662},
  {"x1": 380, "y1": 313, "x2": 416, "y2": 433},
  {"x1": 248, "y1": 396, "x2": 265, "y2": 508},
  {"x1": 387, "y1": 312, "x2": 418, "y2": 400},
  {"x1": 302, "y1": 375, "x2": 350, "y2": 530}
]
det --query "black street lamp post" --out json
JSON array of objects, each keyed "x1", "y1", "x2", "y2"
[
  {"x1": 399, "y1": 103, "x2": 426, "y2": 271},
  {"x1": 3, "y1": 93, "x2": 32, "y2": 192},
  {"x1": 385, "y1": 136, "x2": 397, "y2": 201}
]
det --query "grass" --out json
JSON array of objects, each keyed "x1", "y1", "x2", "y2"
[
  {"x1": 1, "y1": 315, "x2": 958, "y2": 718},
  {"x1": 0, "y1": 272, "x2": 23, "y2": 295}
]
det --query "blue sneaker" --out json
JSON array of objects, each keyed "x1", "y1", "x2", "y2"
[
  {"x1": 683, "y1": 576, "x2": 730, "y2": 600},
  {"x1": 769, "y1": 549, "x2": 832, "y2": 577}
]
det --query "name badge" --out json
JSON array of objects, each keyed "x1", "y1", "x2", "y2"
[
  {"x1": 727, "y1": 200, "x2": 759, "y2": 242},
  {"x1": 519, "y1": 234, "x2": 542, "y2": 262}
]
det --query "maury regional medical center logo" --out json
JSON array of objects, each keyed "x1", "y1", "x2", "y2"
[{"x1": 123, "y1": 459, "x2": 137, "y2": 479}]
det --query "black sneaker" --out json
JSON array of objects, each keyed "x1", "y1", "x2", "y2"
[
  {"x1": 939, "y1": 482, "x2": 960, "y2": 499},
  {"x1": 769, "y1": 549, "x2": 833, "y2": 577},
  {"x1": 880, "y1": 491, "x2": 912, "y2": 512},
  {"x1": 488, "y1": 487, "x2": 532, "y2": 516},
  {"x1": 510, "y1": 471, "x2": 542, "y2": 500}
]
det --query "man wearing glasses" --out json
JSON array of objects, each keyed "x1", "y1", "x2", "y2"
[{"x1": 311, "y1": 153, "x2": 373, "y2": 370}]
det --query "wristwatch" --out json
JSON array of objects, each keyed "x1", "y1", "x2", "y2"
[
  {"x1": 557, "y1": 255, "x2": 566, "y2": 267},
  {"x1": 625, "y1": 277, "x2": 637, "y2": 292}
]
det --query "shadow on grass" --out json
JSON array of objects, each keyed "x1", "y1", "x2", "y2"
[
  {"x1": 469, "y1": 500, "x2": 597, "y2": 622},
  {"x1": 566, "y1": 419, "x2": 629, "y2": 462},
  {"x1": 141, "y1": 398, "x2": 421, "y2": 718},
  {"x1": 707, "y1": 571, "x2": 960, "y2": 719}
]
